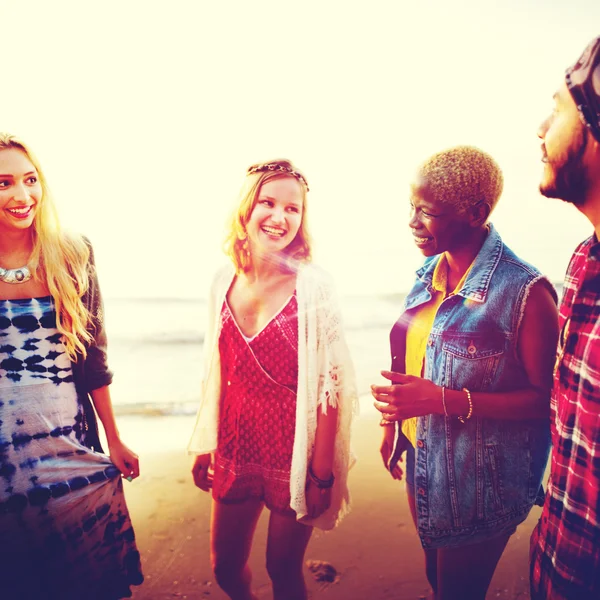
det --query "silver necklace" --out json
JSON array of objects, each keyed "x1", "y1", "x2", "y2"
[{"x1": 0, "y1": 265, "x2": 32, "y2": 284}]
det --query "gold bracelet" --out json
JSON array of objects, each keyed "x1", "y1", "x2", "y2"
[
  {"x1": 379, "y1": 417, "x2": 395, "y2": 427},
  {"x1": 441, "y1": 386, "x2": 449, "y2": 416},
  {"x1": 458, "y1": 387, "x2": 473, "y2": 423}
]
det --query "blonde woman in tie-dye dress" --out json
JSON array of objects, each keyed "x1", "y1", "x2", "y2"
[{"x1": 0, "y1": 134, "x2": 143, "y2": 599}]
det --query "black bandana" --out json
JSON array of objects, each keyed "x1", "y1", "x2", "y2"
[{"x1": 565, "y1": 36, "x2": 600, "y2": 143}]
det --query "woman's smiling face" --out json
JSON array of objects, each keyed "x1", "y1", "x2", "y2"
[
  {"x1": 408, "y1": 180, "x2": 474, "y2": 257},
  {"x1": 0, "y1": 148, "x2": 42, "y2": 236},
  {"x1": 246, "y1": 176, "x2": 304, "y2": 257}
]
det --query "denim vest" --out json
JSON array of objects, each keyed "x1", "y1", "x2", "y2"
[{"x1": 391, "y1": 225, "x2": 553, "y2": 549}]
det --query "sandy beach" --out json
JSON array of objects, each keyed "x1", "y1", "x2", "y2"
[{"x1": 117, "y1": 399, "x2": 540, "y2": 600}]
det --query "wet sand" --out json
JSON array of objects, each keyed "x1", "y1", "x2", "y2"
[{"x1": 120, "y1": 401, "x2": 539, "y2": 600}]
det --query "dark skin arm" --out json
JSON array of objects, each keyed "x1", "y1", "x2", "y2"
[
  {"x1": 372, "y1": 281, "x2": 559, "y2": 421},
  {"x1": 380, "y1": 423, "x2": 404, "y2": 480}
]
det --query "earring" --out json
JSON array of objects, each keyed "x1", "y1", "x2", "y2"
[{"x1": 241, "y1": 237, "x2": 250, "y2": 256}]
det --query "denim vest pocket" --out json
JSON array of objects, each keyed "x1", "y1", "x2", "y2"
[{"x1": 442, "y1": 333, "x2": 504, "y2": 391}]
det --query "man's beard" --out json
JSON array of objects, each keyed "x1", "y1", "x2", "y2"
[{"x1": 540, "y1": 126, "x2": 590, "y2": 206}]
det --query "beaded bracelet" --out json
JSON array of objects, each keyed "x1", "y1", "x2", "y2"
[
  {"x1": 308, "y1": 465, "x2": 335, "y2": 489},
  {"x1": 458, "y1": 387, "x2": 473, "y2": 423},
  {"x1": 379, "y1": 417, "x2": 395, "y2": 427}
]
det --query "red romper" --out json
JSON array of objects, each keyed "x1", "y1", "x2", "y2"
[{"x1": 212, "y1": 294, "x2": 298, "y2": 514}]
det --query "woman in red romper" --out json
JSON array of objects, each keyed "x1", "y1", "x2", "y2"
[{"x1": 190, "y1": 159, "x2": 356, "y2": 600}]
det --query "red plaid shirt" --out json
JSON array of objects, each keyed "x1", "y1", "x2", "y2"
[{"x1": 530, "y1": 235, "x2": 600, "y2": 599}]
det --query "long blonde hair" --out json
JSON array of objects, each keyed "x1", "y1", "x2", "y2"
[
  {"x1": 224, "y1": 159, "x2": 312, "y2": 273},
  {"x1": 0, "y1": 133, "x2": 92, "y2": 360}
]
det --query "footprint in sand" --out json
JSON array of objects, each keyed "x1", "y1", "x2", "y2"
[{"x1": 305, "y1": 560, "x2": 340, "y2": 589}]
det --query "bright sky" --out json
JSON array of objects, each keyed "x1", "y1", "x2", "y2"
[{"x1": 1, "y1": 0, "x2": 598, "y2": 298}]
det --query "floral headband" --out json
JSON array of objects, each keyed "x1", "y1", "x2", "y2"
[{"x1": 247, "y1": 162, "x2": 310, "y2": 191}]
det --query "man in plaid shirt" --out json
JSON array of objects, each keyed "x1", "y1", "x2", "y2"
[{"x1": 530, "y1": 35, "x2": 600, "y2": 599}]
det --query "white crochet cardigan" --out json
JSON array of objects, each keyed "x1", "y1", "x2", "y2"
[{"x1": 188, "y1": 262, "x2": 358, "y2": 530}]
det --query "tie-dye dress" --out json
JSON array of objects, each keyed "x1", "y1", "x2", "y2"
[{"x1": 0, "y1": 297, "x2": 143, "y2": 600}]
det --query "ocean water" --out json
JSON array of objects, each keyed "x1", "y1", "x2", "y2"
[
  {"x1": 104, "y1": 277, "x2": 563, "y2": 415},
  {"x1": 104, "y1": 295, "x2": 405, "y2": 415}
]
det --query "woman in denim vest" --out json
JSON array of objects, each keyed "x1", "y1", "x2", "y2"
[{"x1": 372, "y1": 146, "x2": 559, "y2": 600}]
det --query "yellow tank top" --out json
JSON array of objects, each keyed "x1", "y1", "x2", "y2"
[{"x1": 401, "y1": 254, "x2": 472, "y2": 446}]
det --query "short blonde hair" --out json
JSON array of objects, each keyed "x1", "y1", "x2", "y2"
[
  {"x1": 224, "y1": 159, "x2": 312, "y2": 273},
  {"x1": 0, "y1": 133, "x2": 92, "y2": 360},
  {"x1": 417, "y1": 145, "x2": 504, "y2": 214}
]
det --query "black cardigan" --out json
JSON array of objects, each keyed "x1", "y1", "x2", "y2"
[{"x1": 71, "y1": 240, "x2": 113, "y2": 452}]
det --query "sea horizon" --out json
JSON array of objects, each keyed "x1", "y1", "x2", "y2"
[{"x1": 104, "y1": 281, "x2": 564, "y2": 416}]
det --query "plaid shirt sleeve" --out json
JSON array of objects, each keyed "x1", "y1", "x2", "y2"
[{"x1": 530, "y1": 236, "x2": 600, "y2": 599}]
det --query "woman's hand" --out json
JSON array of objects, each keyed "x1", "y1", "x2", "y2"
[
  {"x1": 380, "y1": 425, "x2": 404, "y2": 480},
  {"x1": 191, "y1": 453, "x2": 214, "y2": 492},
  {"x1": 89, "y1": 386, "x2": 140, "y2": 481},
  {"x1": 108, "y1": 439, "x2": 140, "y2": 481},
  {"x1": 305, "y1": 479, "x2": 332, "y2": 519},
  {"x1": 372, "y1": 371, "x2": 441, "y2": 421}
]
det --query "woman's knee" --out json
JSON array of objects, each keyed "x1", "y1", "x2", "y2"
[
  {"x1": 209, "y1": 498, "x2": 263, "y2": 589},
  {"x1": 266, "y1": 553, "x2": 302, "y2": 584},
  {"x1": 212, "y1": 553, "x2": 246, "y2": 589}
]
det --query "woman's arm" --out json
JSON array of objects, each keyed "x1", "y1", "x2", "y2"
[
  {"x1": 305, "y1": 404, "x2": 337, "y2": 519},
  {"x1": 304, "y1": 272, "x2": 354, "y2": 518},
  {"x1": 443, "y1": 278, "x2": 557, "y2": 417},
  {"x1": 90, "y1": 385, "x2": 140, "y2": 479},
  {"x1": 373, "y1": 281, "x2": 559, "y2": 421},
  {"x1": 311, "y1": 405, "x2": 338, "y2": 480}
]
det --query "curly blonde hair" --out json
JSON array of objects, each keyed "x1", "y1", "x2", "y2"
[
  {"x1": 224, "y1": 158, "x2": 312, "y2": 273},
  {"x1": 417, "y1": 145, "x2": 504, "y2": 215},
  {"x1": 0, "y1": 133, "x2": 92, "y2": 360}
]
